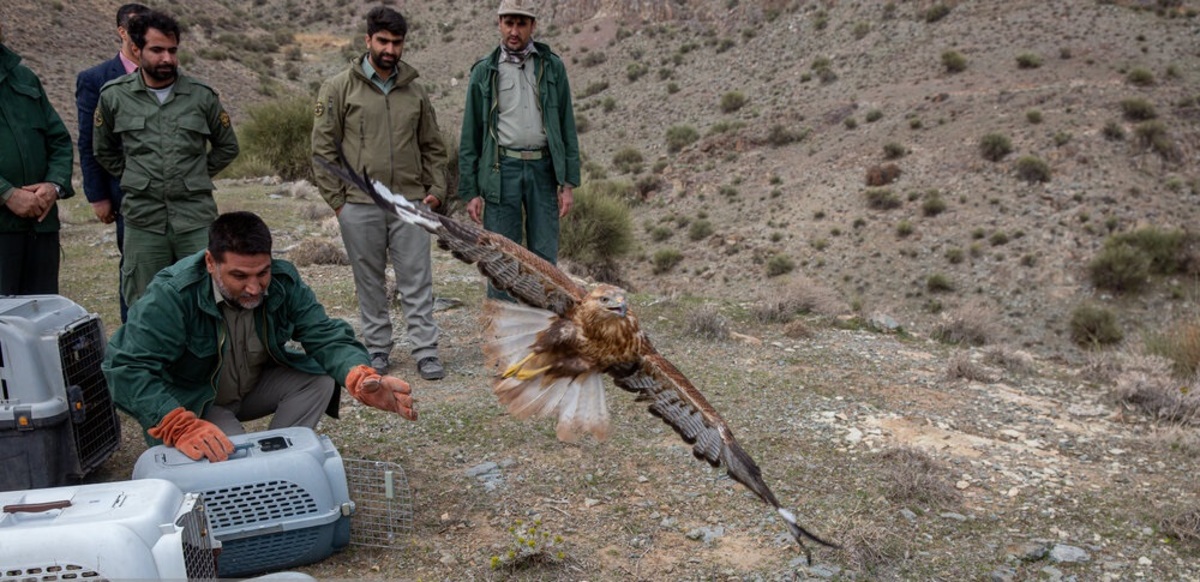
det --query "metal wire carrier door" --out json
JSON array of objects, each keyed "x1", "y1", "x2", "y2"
[{"x1": 343, "y1": 458, "x2": 413, "y2": 548}]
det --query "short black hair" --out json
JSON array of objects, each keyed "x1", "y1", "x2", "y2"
[
  {"x1": 366, "y1": 6, "x2": 407, "y2": 38},
  {"x1": 116, "y1": 3, "x2": 150, "y2": 28},
  {"x1": 208, "y1": 212, "x2": 273, "y2": 262},
  {"x1": 128, "y1": 10, "x2": 181, "y2": 49}
]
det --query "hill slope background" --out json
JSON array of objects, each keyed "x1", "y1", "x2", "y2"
[{"x1": 3, "y1": 0, "x2": 1199, "y2": 355}]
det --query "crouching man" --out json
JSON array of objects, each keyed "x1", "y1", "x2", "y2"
[{"x1": 104, "y1": 211, "x2": 416, "y2": 462}]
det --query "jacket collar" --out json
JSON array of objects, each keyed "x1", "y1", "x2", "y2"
[{"x1": 350, "y1": 53, "x2": 419, "y2": 89}]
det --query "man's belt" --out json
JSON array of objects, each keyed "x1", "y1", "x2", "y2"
[{"x1": 499, "y1": 146, "x2": 549, "y2": 160}]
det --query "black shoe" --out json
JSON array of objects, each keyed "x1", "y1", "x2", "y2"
[
  {"x1": 370, "y1": 352, "x2": 389, "y2": 375},
  {"x1": 417, "y1": 356, "x2": 445, "y2": 381}
]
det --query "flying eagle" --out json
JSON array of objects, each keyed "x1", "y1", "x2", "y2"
[{"x1": 315, "y1": 157, "x2": 838, "y2": 560}]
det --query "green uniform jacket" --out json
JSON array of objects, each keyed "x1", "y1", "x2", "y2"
[
  {"x1": 103, "y1": 250, "x2": 369, "y2": 444},
  {"x1": 457, "y1": 42, "x2": 581, "y2": 204},
  {"x1": 0, "y1": 45, "x2": 75, "y2": 233},
  {"x1": 93, "y1": 72, "x2": 239, "y2": 235},
  {"x1": 311, "y1": 55, "x2": 447, "y2": 208}
]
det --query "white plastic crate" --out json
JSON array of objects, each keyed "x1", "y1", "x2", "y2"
[
  {"x1": 0, "y1": 478, "x2": 218, "y2": 581},
  {"x1": 0, "y1": 295, "x2": 120, "y2": 492}
]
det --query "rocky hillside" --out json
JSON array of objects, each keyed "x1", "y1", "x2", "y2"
[{"x1": 3, "y1": 0, "x2": 1199, "y2": 356}]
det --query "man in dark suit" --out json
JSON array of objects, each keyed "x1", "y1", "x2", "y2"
[{"x1": 75, "y1": 3, "x2": 148, "y2": 321}]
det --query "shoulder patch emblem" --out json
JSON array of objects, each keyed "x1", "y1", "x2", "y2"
[
  {"x1": 314, "y1": 100, "x2": 325, "y2": 117},
  {"x1": 219, "y1": 110, "x2": 231, "y2": 128},
  {"x1": 94, "y1": 108, "x2": 103, "y2": 127}
]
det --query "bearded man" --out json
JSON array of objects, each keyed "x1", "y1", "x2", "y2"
[
  {"x1": 94, "y1": 9, "x2": 239, "y2": 309},
  {"x1": 104, "y1": 211, "x2": 418, "y2": 462},
  {"x1": 311, "y1": 6, "x2": 449, "y2": 381}
]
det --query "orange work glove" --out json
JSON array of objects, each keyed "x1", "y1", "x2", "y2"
[
  {"x1": 345, "y1": 365, "x2": 417, "y2": 420},
  {"x1": 148, "y1": 406, "x2": 235, "y2": 462}
]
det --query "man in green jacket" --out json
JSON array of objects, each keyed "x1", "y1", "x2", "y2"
[
  {"x1": 458, "y1": 0, "x2": 581, "y2": 299},
  {"x1": 312, "y1": 6, "x2": 449, "y2": 381},
  {"x1": 0, "y1": 23, "x2": 76, "y2": 295},
  {"x1": 104, "y1": 211, "x2": 417, "y2": 463},
  {"x1": 94, "y1": 9, "x2": 239, "y2": 309}
]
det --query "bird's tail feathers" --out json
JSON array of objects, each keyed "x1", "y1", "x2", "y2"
[{"x1": 483, "y1": 300, "x2": 610, "y2": 442}]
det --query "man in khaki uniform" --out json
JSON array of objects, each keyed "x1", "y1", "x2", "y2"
[
  {"x1": 311, "y1": 6, "x2": 448, "y2": 381},
  {"x1": 94, "y1": 9, "x2": 239, "y2": 308}
]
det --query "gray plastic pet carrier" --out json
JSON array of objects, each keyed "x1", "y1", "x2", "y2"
[
  {"x1": 132, "y1": 426, "x2": 413, "y2": 577},
  {"x1": 0, "y1": 295, "x2": 121, "y2": 493}
]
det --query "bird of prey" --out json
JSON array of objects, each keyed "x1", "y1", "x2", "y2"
[{"x1": 314, "y1": 157, "x2": 838, "y2": 561}]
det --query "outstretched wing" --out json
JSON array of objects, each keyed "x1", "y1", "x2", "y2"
[
  {"x1": 608, "y1": 341, "x2": 839, "y2": 562},
  {"x1": 313, "y1": 155, "x2": 586, "y2": 314}
]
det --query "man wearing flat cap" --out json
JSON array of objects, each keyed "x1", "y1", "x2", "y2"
[{"x1": 458, "y1": 0, "x2": 581, "y2": 300}]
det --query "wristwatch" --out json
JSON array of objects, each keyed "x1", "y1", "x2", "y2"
[{"x1": 53, "y1": 183, "x2": 65, "y2": 199}]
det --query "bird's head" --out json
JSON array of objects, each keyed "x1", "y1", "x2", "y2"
[{"x1": 587, "y1": 284, "x2": 629, "y2": 319}]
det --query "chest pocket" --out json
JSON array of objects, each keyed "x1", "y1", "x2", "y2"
[
  {"x1": 8, "y1": 83, "x2": 48, "y2": 133},
  {"x1": 167, "y1": 331, "x2": 219, "y2": 387}
]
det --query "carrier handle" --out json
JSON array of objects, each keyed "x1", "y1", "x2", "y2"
[{"x1": 3, "y1": 500, "x2": 72, "y2": 514}]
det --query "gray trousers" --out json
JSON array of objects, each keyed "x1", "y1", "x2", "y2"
[
  {"x1": 337, "y1": 202, "x2": 440, "y2": 360},
  {"x1": 203, "y1": 365, "x2": 335, "y2": 435}
]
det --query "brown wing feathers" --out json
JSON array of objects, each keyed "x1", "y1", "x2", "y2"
[{"x1": 611, "y1": 350, "x2": 839, "y2": 559}]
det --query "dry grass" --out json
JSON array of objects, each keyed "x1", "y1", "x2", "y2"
[
  {"x1": 1160, "y1": 509, "x2": 1200, "y2": 544},
  {"x1": 983, "y1": 346, "x2": 1037, "y2": 376},
  {"x1": 873, "y1": 447, "x2": 961, "y2": 509},
  {"x1": 750, "y1": 279, "x2": 847, "y2": 323},
  {"x1": 930, "y1": 303, "x2": 996, "y2": 346},
  {"x1": 1113, "y1": 369, "x2": 1200, "y2": 425},
  {"x1": 834, "y1": 507, "x2": 910, "y2": 573},
  {"x1": 682, "y1": 304, "x2": 730, "y2": 341},
  {"x1": 784, "y1": 319, "x2": 815, "y2": 339},
  {"x1": 945, "y1": 352, "x2": 993, "y2": 382},
  {"x1": 299, "y1": 202, "x2": 335, "y2": 220},
  {"x1": 1143, "y1": 319, "x2": 1200, "y2": 378},
  {"x1": 288, "y1": 238, "x2": 349, "y2": 266}
]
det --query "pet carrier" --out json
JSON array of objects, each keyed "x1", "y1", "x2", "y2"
[
  {"x1": 0, "y1": 295, "x2": 121, "y2": 493},
  {"x1": 132, "y1": 427, "x2": 387, "y2": 577},
  {"x1": 0, "y1": 478, "x2": 219, "y2": 580}
]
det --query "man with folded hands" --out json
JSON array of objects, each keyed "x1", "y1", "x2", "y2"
[{"x1": 104, "y1": 211, "x2": 416, "y2": 462}]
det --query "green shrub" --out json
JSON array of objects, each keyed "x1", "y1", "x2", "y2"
[
  {"x1": 580, "y1": 52, "x2": 607, "y2": 67},
  {"x1": 926, "y1": 273, "x2": 954, "y2": 292},
  {"x1": 896, "y1": 220, "x2": 914, "y2": 237},
  {"x1": 945, "y1": 248, "x2": 964, "y2": 264},
  {"x1": 666, "y1": 82, "x2": 680, "y2": 94},
  {"x1": 924, "y1": 4, "x2": 951, "y2": 22},
  {"x1": 979, "y1": 133, "x2": 1013, "y2": 161},
  {"x1": 1134, "y1": 121, "x2": 1180, "y2": 161},
  {"x1": 1088, "y1": 242, "x2": 1151, "y2": 293},
  {"x1": 1102, "y1": 121, "x2": 1126, "y2": 141},
  {"x1": 652, "y1": 248, "x2": 683, "y2": 274},
  {"x1": 559, "y1": 182, "x2": 635, "y2": 279},
  {"x1": 665, "y1": 125, "x2": 700, "y2": 153},
  {"x1": 1015, "y1": 156, "x2": 1051, "y2": 183},
  {"x1": 941, "y1": 50, "x2": 967, "y2": 73},
  {"x1": 1015, "y1": 53, "x2": 1042, "y2": 69},
  {"x1": 767, "y1": 124, "x2": 808, "y2": 147},
  {"x1": 1069, "y1": 303, "x2": 1124, "y2": 347},
  {"x1": 865, "y1": 109, "x2": 884, "y2": 122},
  {"x1": 922, "y1": 193, "x2": 947, "y2": 216},
  {"x1": 650, "y1": 225, "x2": 673, "y2": 242},
  {"x1": 883, "y1": 142, "x2": 907, "y2": 160},
  {"x1": 1054, "y1": 131, "x2": 1072, "y2": 146},
  {"x1": 1026, "y1": 109, "x2": 1043, "y2": 124},
  {"x1": 626, "y1": 62, "x2": 648, "y2": 82},
  {"x1": 766, "y1": 254, "x2": 795, "y2": 277},
  {"x1": 612, "y1": 147, "x2": 644, "y2": 174},
  {"x1": 989, "y1": 231, "x2": 1010, "y2": 246},
  {"x1": 865, "y1": 188, "x2": 902, "y2": 210},
  {"x1": 233, "y1": 96, "x2": 314, "y2": 180},
  {"x1": 577, "y1": 80, "x2": 609, "y2": 99},
  {"x1": 1126, "y1": 67, "x2": 1155, "y2": 86},
  {"x1": 1108, "y1": 227, "x2": 1189, "y2": 274},
  {"x1": 688, "y1": 219, "x2": 714, "y2": 241},
  {"x1": 720, "y1": 91, "x2": 747, "y2": 113},
  {"x1": 1120, "y1": 98, "x2": 1158, "y2": 120}
]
